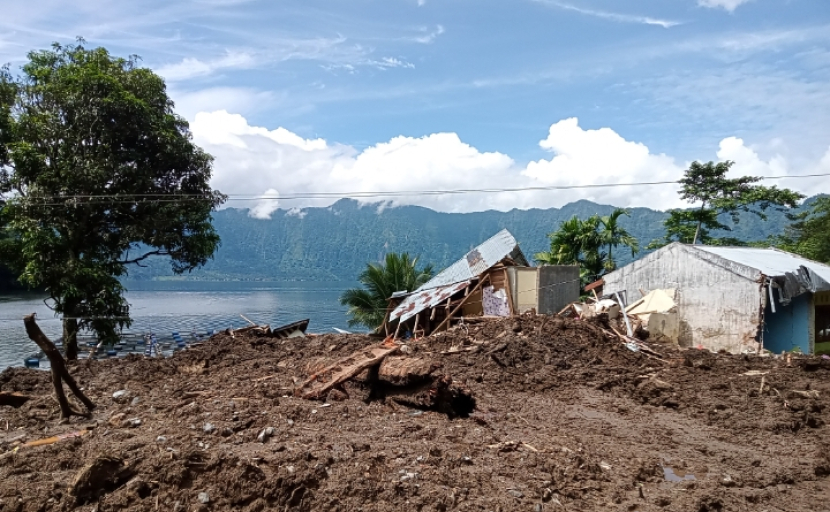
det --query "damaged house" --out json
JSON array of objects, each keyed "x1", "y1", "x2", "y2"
[
  {"x1": 602, "y1": 243, "x2": 830, "y2": 355},
  {"x1": 384, "y1": 229, "x2": 579, "y2": 337}
]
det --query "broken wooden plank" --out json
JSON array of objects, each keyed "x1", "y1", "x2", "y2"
[{"x1": 294, "y1": 337, "x2": 399, "y2": 400}]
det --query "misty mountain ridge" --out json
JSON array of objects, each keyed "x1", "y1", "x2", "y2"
[{"x1": 119, "y1": 196, "x2": 803, "y2": 283}]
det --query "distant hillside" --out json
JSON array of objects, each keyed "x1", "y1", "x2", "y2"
[{"x1": 119, "y1": 197, "x2": 803, "y2": 283}]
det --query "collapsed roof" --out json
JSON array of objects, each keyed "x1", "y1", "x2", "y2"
[{"x1": 389, "y1": 229, "x2": 529, "y2": 324}]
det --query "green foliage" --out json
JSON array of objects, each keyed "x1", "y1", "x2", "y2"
[
  {"x1": 535, "y1": 208, "x2": 638, "y2": 286},
  {"x1": 649, "y1": 161, "x2": 804, "y2": 248},
  {"x1": 772, "y1": 196, "x2": 830, "y2": 263},
  {"x1": 0, "y1": 41, "x2": 225, "y2": 353},
  {"x1": 340, "y1": 252, "x2": 434, "y2": 331}
]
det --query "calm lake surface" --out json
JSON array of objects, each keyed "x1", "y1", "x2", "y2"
[{"x1": 0, "y1": 281, "x2": 354, "y2": 370}]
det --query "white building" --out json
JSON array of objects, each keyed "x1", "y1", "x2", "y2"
[{"x1": 603, "y1": 243, "x2": 830, "y2": 354}]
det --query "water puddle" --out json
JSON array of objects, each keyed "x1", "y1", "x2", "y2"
[{"x1": 662, "y1": 466, "x2": 696, "y2": 482}]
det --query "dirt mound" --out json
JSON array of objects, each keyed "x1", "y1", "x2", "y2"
[{"x1": 2, "y1": 314, "x2": 830, "y2": 511}]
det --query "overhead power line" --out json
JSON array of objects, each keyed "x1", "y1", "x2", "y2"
[{"x1": 2, "y1": 172, "x2": 829, "y2": 207}]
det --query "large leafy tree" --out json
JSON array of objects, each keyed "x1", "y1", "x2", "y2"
[
  {"x1": 0, "y1": 41, "x2": 225, "y2": 359},
  {"x1": 774, "y1": 196, "x2": 830, "y2": 264},
  {"x1": 649, "y1": 161, "x2": 803, "y2": 248},
  {"x1": 340, "y1": 253, "x2": 434, "y2": 331}
]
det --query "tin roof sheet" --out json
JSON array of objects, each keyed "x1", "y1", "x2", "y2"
[
  {"x1": 389, "y1": 280, "x2": 471, "y2": 323},
  {"x1": 693, "y1": 246, "x2": 830, "y2": 291},
  {"x1": 390, "y1": 229, "x2": 528, "y2": 323}
]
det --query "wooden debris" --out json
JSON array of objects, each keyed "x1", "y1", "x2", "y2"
[
  {"x1": 0, "y1": 392, "x2": 32, "y2": 408},
  {"x1": 294, "y1": 337, "x2": 399, "y2": 399},
  {"x1": 23, "y1": 314, "x2": 96, "y2": 419},
  {"x1": 378, "y1": 356, "x2": 442, "y2": 386}
]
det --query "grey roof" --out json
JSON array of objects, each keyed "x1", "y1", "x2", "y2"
[
  {"x1": 414, "y1": 229, "x2": 528, "y2": 292},
  {"x1": 389, "y1": 229, "x2": 529, "y2": 323},
  {"x1": 692, "y1": 245, "x2": 830, "y2": 294}
]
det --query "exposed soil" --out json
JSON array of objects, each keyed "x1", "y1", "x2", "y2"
[{"x1": 2, "y1": 313, "x2": 830, "y2": 511}]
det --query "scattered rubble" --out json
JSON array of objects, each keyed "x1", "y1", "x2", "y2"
[{"x1": 1, "y1": 313, "x2": 830, "y2": 511}]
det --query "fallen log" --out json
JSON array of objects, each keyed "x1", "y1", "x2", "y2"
[
  {"x1": 378, "y1": 356, "x2": 442, "y2": 386},
  {"x1": 23, "y1": 314, "x2": 96, "y2": 420},
  {"x1": 0, "y1": 392, "x2": 32, "y2": 408},
  {"x1": 295, "y1": 337, "x2": 399, "y2": 400}
]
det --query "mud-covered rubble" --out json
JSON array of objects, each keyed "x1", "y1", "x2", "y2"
[{"x1": 1, "y1": 313, "x2": 830, "y2": 511}]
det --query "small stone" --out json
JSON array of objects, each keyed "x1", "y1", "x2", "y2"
[
  {"x1": 287, "y1": 419, "x2": 294, "y2": 426},
  {"x1": 123, "y1": 418, "x2": 141, "y2": 428},
  {"x1": 108, "y1": 413, "x2": 126, "y2": 427},
  {"x1": 508, "y1": 489, "x2": 524, "y2": 499},
  {"x1": 156, "y1": 436, "x2": 167, "y2": 443},
  {"x1": 197, "y1": 491, "x2": 210, "y2": 504},
  {"x1": 130, "y1": 396, "x2": 141, "y2": 406},
  {"x1": 257, "y1": 427, "x2": 275, "y2": 443},
  {"x1": 203, "y1": 423, "x2": 216, "y2": 434},
  {"x1": 220, "y1": 427, "x2": 233, "y2": 437},
  {"x1": 112, "y1": 390, "x2": 129, "y2": 403}
]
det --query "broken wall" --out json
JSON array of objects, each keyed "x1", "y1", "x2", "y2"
[
  {"x1": 603, "y1": 244, "x2": 762, "y2": 353},
  {"x1": 538, "y1": 265, "x2": 580, "y2": 315}
]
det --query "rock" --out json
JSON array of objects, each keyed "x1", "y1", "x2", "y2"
[
  {"x1": 257, "y1": 427, "x2": 275, "y2": 443},
  {"x1": 122, "y1": 418, "x2": 142, "y2": 428},
  {"x1": 156, "y1": 436, "x2": 167, "y2": 443},
  {"x1": 112, "y1": 390, "x2": 130, "y2": 403},
  {"x1": 203, "y1": 423, "x2": 216, "y2": 434},
  {"x1": 287, "y1": 419, "x2": 294, "y2": 426},
  {"x1": 130, "y1": 396, "x2": 141, "y2": 406},
  {"x1": 197, "y1": 492, "x2": 210, "y2": 504},
  {"x1": 508, "y1": 489, "x2": 524, "y2": 499},
  {"x1": 326, "y1": 388, "x2": 348, "y2": 402},
  {"x1": 220, "y1": 427, "x2": 233, "y2": 437},
  {"x1": 108, "y1": 413, "x2": 126, "y2": 427},
  {"x1": 69, "y1": 456, "x2": 134, "y2": 505}
]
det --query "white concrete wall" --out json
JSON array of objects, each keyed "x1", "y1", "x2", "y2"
[{"x1": 604, "y1": 243, "x2": 763, "y2": 353}]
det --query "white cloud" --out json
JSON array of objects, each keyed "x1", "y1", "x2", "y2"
[
  {"x1": 522, "y1": 118, "x2": 684, "y2": 209},
  {"x1": 156, "y1": 50, "x2": 255, "y2": 81},
  {"x1": 249, "y1": 188, "x2": 281, "y2": 219},
  {"x1": 413, "y1": 25, "x2": 445, "y2": 44},
  {"x1": 533, "y1": 0, "x2": 681, "y2": 28},
  {"x1": 716, "y1": 137, "x2": 830, "y2": 193},
  {"x1": 370, "y1": 57, "x2": 415, "y2": 69},
  {"x1": 190, "y1": 111, "x2": 830, "y2": 216},
  {"x1": 698, "y1": 0, "x2": 753, "y2": 12}
]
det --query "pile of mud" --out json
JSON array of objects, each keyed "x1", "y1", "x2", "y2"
[{"x1": 2, "y1": 314, "x2": 830, "y2": 511}]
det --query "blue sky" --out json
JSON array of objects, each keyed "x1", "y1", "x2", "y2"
[{"x1": 2, "y1": 0, "x2": 829, "y2": 215}]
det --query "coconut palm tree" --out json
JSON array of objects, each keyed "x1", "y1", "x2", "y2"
[
  {"x1": 340, "y1": 252, "x2": 434, "y2": 331},
  {"x1": 599, "y1": 208, "x2": 639, "y2": 272},
  {"x1": 535, "y1": 215, "x2": 606, "y2": 285}
]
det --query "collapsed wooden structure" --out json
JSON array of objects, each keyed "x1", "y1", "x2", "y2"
[{"x1": 382, "y1": 229, "x2": 579, "y2": 338}]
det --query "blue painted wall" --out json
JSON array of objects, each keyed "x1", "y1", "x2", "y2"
[{"x1": 764, "y1": 292, "x2": 812, "y2": 354}]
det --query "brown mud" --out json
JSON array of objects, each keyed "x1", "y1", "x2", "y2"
[{"x1": 2, "y1": 313, "x2": 830, "y2": 511}]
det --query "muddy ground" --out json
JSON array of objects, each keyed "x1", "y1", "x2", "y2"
[{"x1": 2, "y1": 313, "x2": 830, "y2": 512}]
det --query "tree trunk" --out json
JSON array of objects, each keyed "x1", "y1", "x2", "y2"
[
  {"x1": 24, "y1": 314, "x2": 95, "y2": 419},
  {"x1": 63, "y1": 316, "x2": 79, "y2": 361},
  {"x1": 692, "y1": 202, "x2": 707, "y2": 245}
]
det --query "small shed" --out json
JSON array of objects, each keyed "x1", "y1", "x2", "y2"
[
  {"x1": 384, "y1": 230, "x2": 579, "y2": 337},
  {"x1": 603, "y1": 243, "x2": 830, "y2": 354}
]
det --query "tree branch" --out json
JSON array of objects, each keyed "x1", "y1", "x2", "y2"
[{"x1": 120, "y1": 249, "x2": 169, "y2": 266}]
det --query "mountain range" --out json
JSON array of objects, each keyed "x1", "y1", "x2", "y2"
[{"x1": 113, "y1": 197, "x2": 802, "y2": 283}]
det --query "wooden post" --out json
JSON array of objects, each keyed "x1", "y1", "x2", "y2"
[
  {"x1": 433, "y1": 277, "x2": 489, "y2": 333},
  {"x1": 413, "y1": 313, "x2": 420, "y2": 339},
  {"x1": 23, "y1": 314, "x2": 95, "y2": 419},
  {"x1": 502, "y1": 268, "x2": 515, "y2": 316}
]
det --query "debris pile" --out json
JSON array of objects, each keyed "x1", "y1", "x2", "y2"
[{"x1": 1, "y1": 313, "x2": 830, "y2": 511}]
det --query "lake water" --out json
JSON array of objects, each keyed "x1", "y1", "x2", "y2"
[{"x1": 0, "y1": 281, "x2": 355, "y2": 370}]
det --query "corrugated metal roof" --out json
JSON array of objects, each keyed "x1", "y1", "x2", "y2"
[
  {"x1": 389, "y1": 229, "x2": 528, "y2": 323},
  {"x1": 693, "y1": 246, "x2": 830, "y2": 292},
  {"x1": 389, "y1": 280, "x2": 471, "y2": 323}
]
